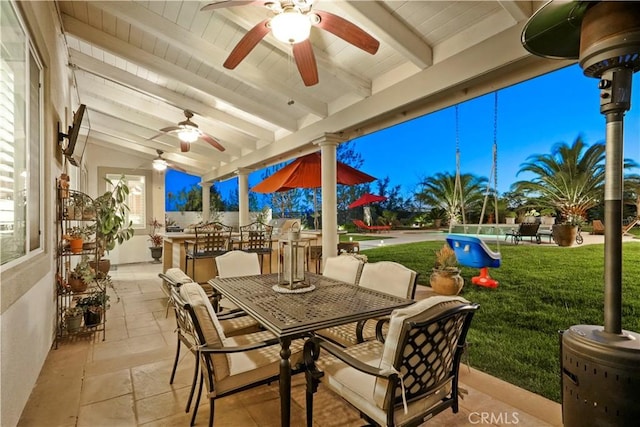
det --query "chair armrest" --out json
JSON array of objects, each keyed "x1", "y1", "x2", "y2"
[
  {"x1": 198, "y1": 337, "x2": 280, "y2": 354},
  {"x1": 304, "y1": 336, "x2": 395, "y2": 380},
  {"x1": 216, "y1": 308, "x2": 248, "y2": 320}
]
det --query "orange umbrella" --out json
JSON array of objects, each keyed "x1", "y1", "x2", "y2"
[{"x1": 251, "y1": 152, "x2": 376, "y2": 193}]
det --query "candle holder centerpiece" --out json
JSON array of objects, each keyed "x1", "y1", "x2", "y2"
[{"x1": 274, "y1": 223, "x2": 315, "y2": 293}]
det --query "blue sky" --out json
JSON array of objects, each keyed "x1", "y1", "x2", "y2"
[{"x1": 166, "y1": 64, "x2": 640, "y2": 209}]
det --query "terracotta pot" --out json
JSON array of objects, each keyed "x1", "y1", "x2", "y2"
[
  {"x1": 89, "y1": 259, "x2": 111, "y2": 274},
  {"x1": 69, "y1": 276, "x2": 88, "y2": 293},
  {"x1": 430, "y1": 269, "x2": 464, "y2": 295},
  {"x1": 552, "y1": 224, "x2": 577, "y2": 247},
  {"x1": 69, "y1": 238, "x2": 83, "y2": 254}
]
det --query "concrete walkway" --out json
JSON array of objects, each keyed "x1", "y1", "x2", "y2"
[{"x1": 355, "y1": 228, "x2": 636, "y2": 250}]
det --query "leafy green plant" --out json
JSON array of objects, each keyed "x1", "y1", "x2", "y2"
[
  {"x1": 71, "y1": 256, "x2": 95, "y2": 283},
  {"x1": 505, "y1": 211, "x2": 517, "y2": 218},
  {"x1": 64, "y1": 306, "x2": 85, "y2": 317},
  {"x1": 540, "y1": 208, "x2": 556, "y2": 217},
  {"x1": 76, "y1": 290, "x2": 110, "y2": 313},
  {"x1": 94, "y1": 176, "x2": 134, "y2": 255},
  {"x1": 64, "y1": 225, "x2": 94, "y2": 240}
]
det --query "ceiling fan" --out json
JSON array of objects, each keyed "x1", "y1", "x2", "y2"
[
  {"x1": 153, "y1": 110, "x2": 225, "y2": 152},
  {"x1": 201, "y1": 0, "x2": 380, "y2": 86},
  {"x1": 151, "y1": 150, "x2": 186, "y2": 172}
]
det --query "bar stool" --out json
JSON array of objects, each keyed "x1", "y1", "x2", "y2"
[
  {"x1": 239, "y1": 222, "x2": 274, "y2": 273},
  {"x1": 184, "y1": 222, "x2": 232, "y2": 282}
]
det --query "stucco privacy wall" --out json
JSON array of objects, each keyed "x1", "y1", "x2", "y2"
[{"x1": 0, "y1": 2, "x2": 73, "y2": 426}]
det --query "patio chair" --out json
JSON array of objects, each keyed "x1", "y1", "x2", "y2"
[
  {"x1": 591, "y1": 219, "x2": 605, "y2": 235},
  {"x1": 213, "y1": 250, "x2": 262, "y2": 314},
  {"x1": 161, "y1": 269, "x2": 261, "y2": 414},
  {"x1": 322, "y1": 255, "x2": 365, "y2": 285},
  {"x1": 239, "y1": 221, "x2": 274, "y2": 273},
  {"x1": 175, "y1": 283, "x2": 305, "y2": 427},
  {"x1": 185, "y1": 222, "x2": 232, "y2": 282},
  {"x1": 317, "y1": 261, "x2": 418, "y2": 347},
  {"x1": 504, "y1": 222, "x2": 541, "y2": 244},
  {"x1": 304, "y1": 296, "x2": 479, "y2": 427}
]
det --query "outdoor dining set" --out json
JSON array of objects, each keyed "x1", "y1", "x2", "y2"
[{"x1": 159, "y1": 222, "x2": 480, "y2": 427}]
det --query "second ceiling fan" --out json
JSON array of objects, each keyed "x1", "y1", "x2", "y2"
[
  {"x1": 201, "y1": 0, "x2": 380, "y2": 86},
  {"x1": 154, "y1": 110, "x2": 225, "y2": 153}
]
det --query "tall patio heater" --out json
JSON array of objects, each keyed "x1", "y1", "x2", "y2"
[{"x1": 522, "y1": 1, "x2": 640, "y2": 426}]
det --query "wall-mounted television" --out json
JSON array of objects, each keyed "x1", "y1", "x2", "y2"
[{"x1": 58, "y1": 104, "x2": 90, "y2": 167}]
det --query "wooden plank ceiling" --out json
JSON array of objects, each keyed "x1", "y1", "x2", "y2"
[{"x1": 57, "y1": 0, "x2": 568, "y2": 182}]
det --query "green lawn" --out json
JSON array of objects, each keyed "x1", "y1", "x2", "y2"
[
  {"x1": 362, "y1": 240, "x2": 640, "y2": 402},
  {"x1": 339, "y1": 233, "x2": 392, "y2": 242}
]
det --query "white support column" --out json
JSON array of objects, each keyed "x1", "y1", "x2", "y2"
[
  {"x1": 315, "y1": 133, "x2": 343, "y2": 261},
  {"x1": 201, "y1": 181, "x2": 211, "y2": 222},
  {"x1": 237, "y1": 168, "x2": 250, "y2": 228}
]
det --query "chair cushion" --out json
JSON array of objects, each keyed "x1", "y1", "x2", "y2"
[
  {"x1": 215, "y1": 331, "x2": 304, "y2": 395},
  {"x1": 374, "y1": 296, "x2": 469, "y2": 409},
  {"x1": 219, "y1": 315, "x2": 261, "y2": 337},
  {"x1": 322, "y1": 256, "x2": 363, "y2": 285},
  {"x1": 318, "y1": 340, "x2": 450, "y2": 426},
  {"x1": 215, "y1": 250, "x2": 261, "y2": 278},
  {"x1": 164, "y1": 268, "x2": 193, "y2": 285},
  {"x1": 359, "y1": 261, "x2": 416, "y2": 298}
]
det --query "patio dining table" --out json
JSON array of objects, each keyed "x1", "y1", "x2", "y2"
[{"x1": 208, "y1": 273, "x2": 413, "y2": 427}]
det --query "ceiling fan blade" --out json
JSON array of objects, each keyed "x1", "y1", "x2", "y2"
[
  {"x1": 160, "y1": 125, "x2": 180, "y2": 133},
  {"x1": 180, "y1": 141, "x2": 190, "y2": 152},
  {"x1": 223, "y1": 18, "x2": 271, "y2": 69},
  {"x1": 200, "y1": 133, "x2": 226, "y2": 152},
  {"x1": 147, "y1": 132, "x2": 166, "y2": 141},
  {"x1": 292, "y1": 40, "x2": 319, "y2": 86},
  {"x1": 200, "y1": 1, "x2": 260, "y2": 11},
  {"x1": 314, "y1": 10, "x2": 380, "y2": 55}
]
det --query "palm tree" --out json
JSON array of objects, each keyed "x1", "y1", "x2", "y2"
[
  {"x1": 415, "y1": 172, "x2": 488, "y2": 224},
  {"x1": 512, "y1": 137, "x2": 604, "y2": 220},
  {"x1": 624, "y1": 174, "x2": 640, "y2": 219},
  {"x1": 512, "y1": 136, "x2": 637, "y2": 221}
]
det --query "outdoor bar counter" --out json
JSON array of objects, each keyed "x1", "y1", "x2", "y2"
[{"x1": 162, "y1": 232, "x2": 325, "y2": 279}]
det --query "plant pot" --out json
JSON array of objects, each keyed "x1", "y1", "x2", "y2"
[
  {"x1": 505, "y1": 217, "x2": 515, "y2": 225},
  {"x1": 84, "y1": 310, "x2": 102, "y2": 327},
  {"x1": 89, "y1": 259, "x2": 111, "y2": 275},
  {"x1": 69, "y1": 276, "x2": 88, "y2": 293},
  {"x1": 552, "y1": 224, "x2": 577, "y2": 247},
  {"x1": 149, "y1": 246, "x2": 163, "y2": 262},
  {"x1": 65, "y1": 314, "x2": 83, "y2": 332},
  {"x1": 69, "y1": 238, "x2": 83, "y2": 254},
  {"x1": 430, "y1": 269, "x2": 464, "y2": 295}
]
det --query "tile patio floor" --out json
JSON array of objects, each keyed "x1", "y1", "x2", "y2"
[{"x1": 18, "y1": 262, "x2": 562, "y2": 427}]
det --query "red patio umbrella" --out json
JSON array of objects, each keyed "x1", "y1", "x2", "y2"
[
  {"x1": 348, "y1": 193, "x2": 387, "y2": 209},
  {"x1": 251, "y1": 152, "x2": 376, "y2": 193}
]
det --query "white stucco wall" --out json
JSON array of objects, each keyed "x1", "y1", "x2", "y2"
[{"x1": 0, "y1": 2, "x2": 72, "y2": 426}]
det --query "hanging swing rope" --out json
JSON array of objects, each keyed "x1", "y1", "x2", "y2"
[{"x1": 451, "y1": 105, "x2": 466, "y2": 233}]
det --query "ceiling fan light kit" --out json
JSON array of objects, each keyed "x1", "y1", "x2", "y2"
[
  {"x1": 202, "y1": 0, "x2": 379, "y2": 86},
  {"x1": 152, "y1": 158, "x2": 167, "y2": 171},
  {"x1": 177, "y1": 127, "x2": 200, "y2": 143}
]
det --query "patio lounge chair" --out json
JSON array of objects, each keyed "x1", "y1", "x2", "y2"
[
  {"x1": 591, "y1": 219, "x2": 605, "y2": 235},
  {"x1": 304, "y1": 296, "x2": 479, "y2": 427},
  {"x1": 352, "y1": 219, "x2": 392, "y2": 233},
  {"x1": 504, "y1": 222, "x2": 541, "y2": 244}
]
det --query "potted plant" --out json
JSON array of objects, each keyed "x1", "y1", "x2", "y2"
[
  {"x1": 69, "y1": 256, "x2": 95, "y2": 293},
  {"x1": 523, "y1": 209, "x2": 540, "y2": 223},
  {"x1": 64, "y1": 225, "x2": 94, "y2": 254},
  {"x1": 429, "y1": 243, "x2": 464, "y2": 295},
  {"x1": 552, "y1": 214, "x2": 585, "y2": 247},
  {"x1": 92, "y1": 176, "x2": 135, "y2": 273},
  {"x1": 148, "y1": 218, "x2": 164, "y2": 262},
  {"x1": 505, "y1": 211, "x2": 517, "y2": 225},
  {"x1": 64, "y1": 306, "x2": 84, "y2": 332},
  {"x1": 76, "y1": 290, "x2": 110, "y2": 327}
]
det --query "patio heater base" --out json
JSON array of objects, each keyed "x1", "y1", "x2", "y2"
[{"x1": 561, "y1": 325, "x2": 640, "y2": 427}]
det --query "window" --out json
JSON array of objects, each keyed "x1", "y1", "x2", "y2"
[
  {"x1": 0, "y1": 1, "x2": 43, "y2": 266},
  {"x1": 106, "y1": 174, "x2": 146, "y2": 230}
]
